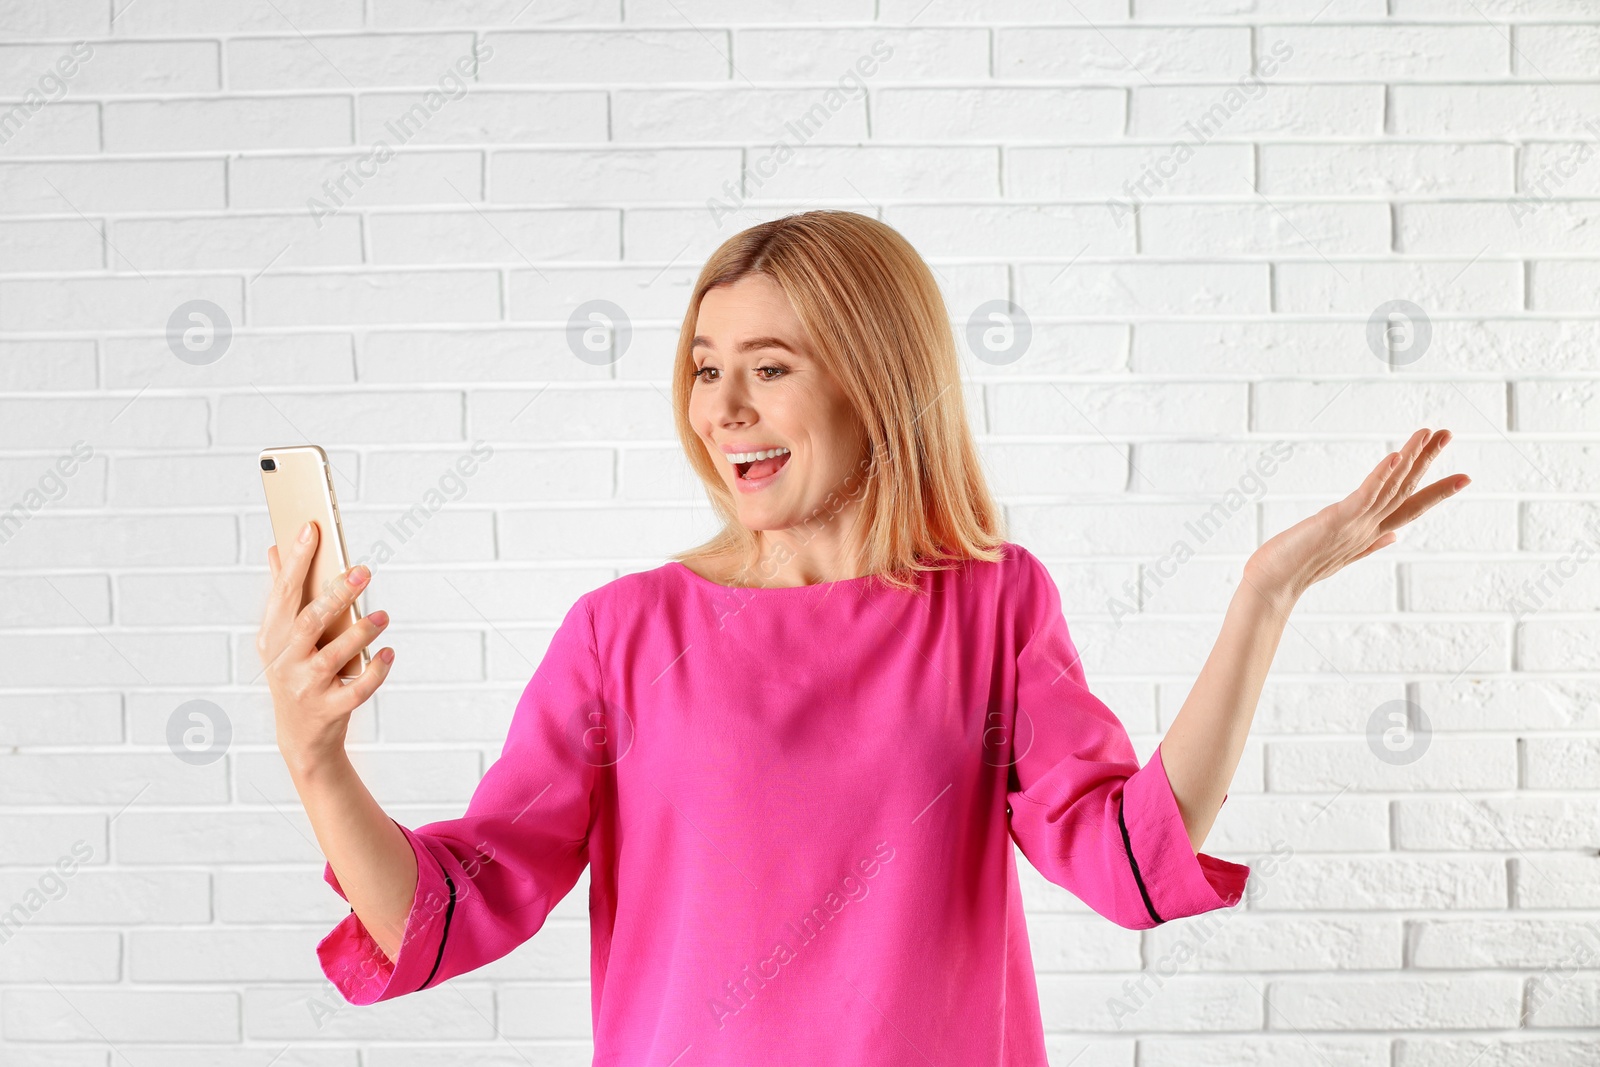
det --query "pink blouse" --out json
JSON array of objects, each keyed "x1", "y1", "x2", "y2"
[{"x1": 316, "y1": 541, "x2": 1249, "y2": 1064}]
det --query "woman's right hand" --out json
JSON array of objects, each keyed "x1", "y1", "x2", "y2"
[{"x1": 257, "y1": 519, "x2": 394, "y2": 777}]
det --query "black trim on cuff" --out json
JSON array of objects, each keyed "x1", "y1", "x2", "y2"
[
  {"x1": 419, "y1": 870, "x2": 456, "y2": 991},
  {"x1": 1117, "y1": 793, "x2": 1164, "y2": 926}
]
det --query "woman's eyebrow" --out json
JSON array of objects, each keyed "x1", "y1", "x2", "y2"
[{"x1": 691, "y1": 335, "x2": 799, "y2": 354}]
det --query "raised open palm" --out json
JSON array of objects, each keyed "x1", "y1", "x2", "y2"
[{"x1": 1245, "y1": 428, "x2": 1471, "y2": 601}]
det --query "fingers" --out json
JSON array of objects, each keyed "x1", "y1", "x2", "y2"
[
  {"x1": 1373, "y1": 428, "x2": 1433, "y2": 513},
  {"x1": 1385, "y1": 429, "x2": 1451, "y2": 513},
  {"x1": 263, "y1": 520, "x2": 319, "y2": 626},
  {"x1": 330, "y1": 646, "x2": 394, "y2": 712},
  {"x1": 259, "y1": 521, "x2": 321, "y2": 665},
  {"x1": 1352, "y1": 449, "x2": 1399, "y2": 513},
  {"x1": 311, "y1": 609, "x2": 389, "y2": 679},
  {"x1": 1381, "y1": 473, "x2": 1470, "y2": 533},
  {"x1": 1357, "y1": 428, "x2": 1451, "y2": 524},
  {"x1": 1349, "y1": 440, "x2": 1410, "y2": 520},
  {"x1": 286, "y1": 561, "x2": 371, "y2": 663}
]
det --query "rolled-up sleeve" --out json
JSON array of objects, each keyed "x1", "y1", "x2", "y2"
[
  {"x1": 1004, "y1": 548, "x2": 1250, "y2": 930},
  {"x1": 316, "y1": 819, "x2": 457, "y2": 1004},
  {"x1": 315, "y1": 592, "x2": 605, "y2": 1003}
]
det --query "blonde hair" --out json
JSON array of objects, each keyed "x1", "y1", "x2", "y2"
[{"x1": 669, "y1": 210, "x2": 1006, "y2": 593}]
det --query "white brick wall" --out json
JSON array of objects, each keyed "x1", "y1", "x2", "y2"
[{"x1": 0, "y1": 1, "x2": 1596, "y2": 1063}]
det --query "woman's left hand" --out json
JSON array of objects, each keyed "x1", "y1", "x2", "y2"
[{"x1": 1244, "y1": 427, "x2": 1470, "y2": 604}]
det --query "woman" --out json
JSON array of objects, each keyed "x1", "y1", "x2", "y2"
[{"x1": 257, "y1": 211, "x2": 1469, "y2": 1063}]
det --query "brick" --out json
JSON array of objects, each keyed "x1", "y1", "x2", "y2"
[
  {"x1": 1139, "y1": 202, "x2": 1390, "y2": 255},
  {"x1": 367, "y1": 207, "x2": 619, "y2": 264},
  {"x1": 128, "y1": 928, "x2": 322, "y2": 982},
  {"x1": 227, "y1": 33, "x2": 477, "y2": 89},
  {"x1": 0, "y1": 574, "x2": 109, "y2": 626},
  {"x1": 243, "y1": 985, "x2": 496, "y2": 1041},
  {"x1": 104, "y1": 97, "x2": 353, "y2": 152},
  {"x1": 103, "y1": 334, "x2": 354, "y2": 388},
  {"x1": 1401, "y1": 200, "x2": 1600, "y2": 254},
  {"x1": 1252, "y1": 380, "x2": 1505, "y2": 432},
  {"x1": 1268, "y1": 975, "x2": 1521, "y2": 1030},
  {"x1": 1010, "y1": 144, "x2": 1251, "y2": 199},
  {"x1": 1395, "y1": 1037, "x2": 1600, "y2": 1067},
  {"x1": 0, "y1": 693, "x2": 121, "y2": 746},
  {"x1": 0, "y1": 930, "x2": 119, "y2": 982},
  {"x1": 628, "y1": 0, "x2": 865, "y2": 18},
  {"x1": 111, "y1": 0, "x2": 363, "y2": 33},
  {"x1": 889, "y1": 203, "x2": 1131, "y2": 257},
  {"x1": 0, "y1": 816, "x2": 106, "y2": 865},
  {"x1": 491, "y1": 147, "x2": 741, "y2": 203},
  {"x1": 1036, "y1": 974, "x2": 1261, "y2": 1031},
  {"x1": 1408, "y1": 918, "x2": 1600, "y2": 968},
  {"x1": 117, "y1": 811, "x2": 325, "y2": 865},
  {"x1": 357, "y1": 89, "x2": 606, "y2": 145},
  {"x1": 236, "y1": 747, "x2": 481, "y2": 805},
  {"x1": 1252, "y1": 856, "x2": 1506, "y2": 910},
  {"x1": 359, "y1": 328, "x2": 612, "y2": 380},
  {"x1": 0, "y1": 41, "x2": 218, "y2": 95},
  {"x1": 0, "y1": 101, "x2": 98, "y2": 155},
  {"x1": 1017, "y1": 261, "x2": 1268, "y2": 315},
  {"x1": 1260, "y1": 142, "x2": 1512, "y2": 196},
  {"x1": 877, "y1": 88, "x2": 1123, "y2": 141},
  {"x1": 1130, "y1": 86, "x2": 1382, "y2": 138},
  {"x1": 998, "y1": 28, "x2": 1250, "y2": 81},
  {"x1": 374, "y1": 0, "x2": 619, "y2": 25},
  {"x1": 0, "y1": 753, "x2": 227, "y2": 804},
  {"x1": 506, "y1": 265, "x2": 702, "y2": 321},
  {"x1": 231, "y1": 150, "x2": 482, "y2": 209},
  {"x1": 1140, "y1": 0, "x2": 1380, "y2": 12},
  {"x1": 3, "y1": 990, "x2": 239, "y2": 1041},
  {"x1": 1520, "y1": 140, "x2": 1600, "y2": 196},
  {"x1": 0, "y1": 219, "x2": 102, "y2": 271},
  {"x1": 0, "y1": 870, "x2": 207, "y2": 923},
  {"x1": 1274, "y1": 259, "x2": 1522, "y2": 314},
  {"x1": 990, "y1": 380, "x2": 1244, "y2": 435},
  {"x1": 1530, "y1": 261, "x2": 1600, "y2": 312},
  {"x1": 1398, "y1": 786, "x2": 1600, "y2": 855},
  {"x1": 0, "y1": 0, "x2": 108, "y2": 34},
  {"x1": 617, "y1": 87, "x2": 872, "y2": 142},
  {"x1": 0, "y1": 160, "x2": 226, "y2": 215},
  {"x1": 1144, "y1": 1036, "x2": 1387, "y2": 1067},
  {"x1": 0, "y1": 276, "x2": 242, "y2": 333},
  {"x1": 482, "y1": 30, "x2": 731, "y2": 82},
  {"x1": 250, "y1": 270, "x2": 501, "y2": 326},
  {"x1": 1266, "y1": 737, "x2": 1517, "y2": 791},
  {"x1": 365, "y1": 446, "x2": 611, "y2": 503},
  {"x1": 879, "y1": 0, "x2": 1125, "y2": 19},
  {"x1": 1258, "y1": 25, "x2": 1508, "y2": 79},
  {"x1": 111, "y1": 213, "x2": 363, "y2": 271},
  {"x1": 1393, "y1": 86, "x2": 1600, "y2": 137},
  {"x1": 1145, "y1": 915, "x2": 1402, "y2": 971},
  {"x1": 1515, "y1": 855, "x2": 1600, "y2": 908},
  {"x1": 742, "y1": 28, "x2": 985, "y2": 80}
]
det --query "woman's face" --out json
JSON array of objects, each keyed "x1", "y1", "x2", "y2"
[{"x1": 688, "y1": 274, "x2": 868, "y2": 536}]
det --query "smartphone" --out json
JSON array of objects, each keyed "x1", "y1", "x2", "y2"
[{"x1": 258, "y1": 444, "x2": 369, "y2": 682}]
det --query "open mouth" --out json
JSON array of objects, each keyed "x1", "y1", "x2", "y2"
[{"x1": 735, "y1": 450, "x2": 791, "y2": 481}]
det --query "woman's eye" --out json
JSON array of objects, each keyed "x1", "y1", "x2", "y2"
[{"x1": 692, "y1": 365, "x2": 785, "y2": 382}]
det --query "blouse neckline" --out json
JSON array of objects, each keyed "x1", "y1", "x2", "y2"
[{"x1": 668, "y1": 559, "x2": 890, "y2": 594}]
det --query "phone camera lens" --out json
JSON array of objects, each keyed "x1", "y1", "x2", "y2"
[{"x1": 260, "y1": 458, "x2": 276, "y2": 471}]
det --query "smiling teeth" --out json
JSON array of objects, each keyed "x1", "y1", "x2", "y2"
[{"x1": 728, "y1": 447, "x2": 790, "y2": 463}]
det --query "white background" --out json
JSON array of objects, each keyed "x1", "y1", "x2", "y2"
[{"x1": 1, "y1": 0, "x2": 1598, "y2": 1064}]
